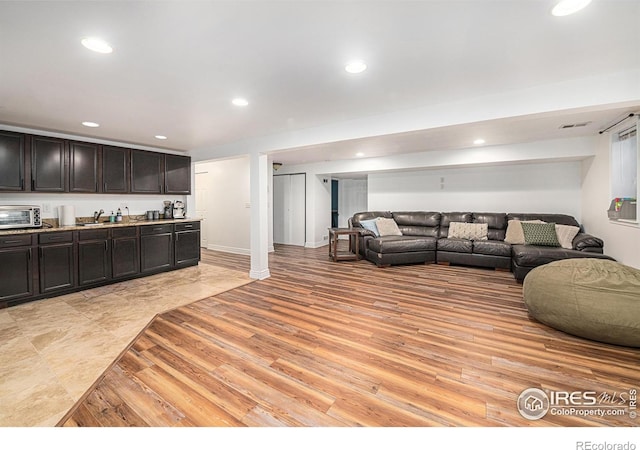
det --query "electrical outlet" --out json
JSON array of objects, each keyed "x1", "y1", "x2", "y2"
[
  {"x1": 119, "y1": 203, "x2": 129, "y2": 210},
  {"x1": 42, "y1": 203, "x2": 51, "y2": 213},
  {"x1": 323, "y1": 235, "x2": 328, "y2": 240}
]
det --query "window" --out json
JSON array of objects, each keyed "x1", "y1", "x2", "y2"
[{"x1": 609, "y1": 118, "x2": 638, "y2": 222}]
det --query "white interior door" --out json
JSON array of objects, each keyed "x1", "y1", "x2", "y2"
[
  {"x1": 195, "y1": 172, "x2": 209, "y2": 248},
  {"x1": 273, "y1": 174, "x2": 305, "y2": 246}
]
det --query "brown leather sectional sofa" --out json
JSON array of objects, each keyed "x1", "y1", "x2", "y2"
[{"x1": 349, "y1": 211, "x2": 614, "y2": 282}]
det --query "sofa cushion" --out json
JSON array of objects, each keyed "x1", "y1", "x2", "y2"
[
  {"x1": 473, "y1": 213, "x2": 508, "y2": 241},
  {"x1": 507, "y1": 213, "x2": 580, "y2": 228},
  {"x1": 447, "y1": 222, "x2": 488, "y2": 240},
  {"x1": 522, "y1": 222, "x2": 561, "y2": 247},
  {"x1": 359, "y1": 219, "x2": 380, "y2": 237},
  {"x1": 439, "y1": 212, "x2": 473, "y2": 238},
  {"x1": 368, "y1": 236, "x2": 437, "y2": 253},
  {"x1": 472, "y1": 240, "x2": 512, "y2": 257},
  {"x1": 555, "y1": 224, "x2": 580, "y2": 250},
  {"x1": 511, "y1": 245, "x2": 613, "y2": 268},
  {"x1": 352, "y1": 211, "x2": 393, "y2": 228},
  {"x1": 437, "y1": 238, "x2": 473, "y2": 253},
  {"x1": 392, "y1": 211, "x2": 440, "y2": 237},
  {"x1": 376, "y1": 217, "x2": 403, "y2": 236}
]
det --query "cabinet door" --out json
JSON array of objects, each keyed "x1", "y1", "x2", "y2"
[
  {"x1": 175, "y1": 230, "x2": 200, "y2": 267},
  {"x1": 0, "y1": 131, "x2": 26, "y2": 191},
  {"x1": 103, "y1": 145, "x2": 129, "y2": 193},
  {"x1": 32, "y1": 136, "x2": 66, "y2": 192},
  {"x1": 0, "y1": 247, "x2": 34, "y2": 302},
  {"x1": 39, "y1": 243, "x2": 75, "y2": 293},
  {"x1": 131, "y1": 150, "x2": 163, "y2": 194},
  {"x1": 165, "y1": 154, "x2": 191, "y2": 194},
  {"x1": 78, "y1": 240, "x2": 110, "y2": 286},
  {"x1": 140, "y1": 232, "x2": 173, "y2": 273},
  {"x1": 69, "y1": 141, "x2": 99, "y2": 193},
  {"x1": 112, "y1": 237, "x2": 140, "y2": 279}
]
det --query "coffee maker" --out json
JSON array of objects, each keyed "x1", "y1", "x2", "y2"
[
  {"x1": 173, "y1": 201, "x2": 185, "y2": 219},
  {"x1": 163, "y1": 201, "x2": 173, "y2": 219}
]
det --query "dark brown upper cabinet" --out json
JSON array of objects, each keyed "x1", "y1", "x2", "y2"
[
  {"x1": 69, "y1": 141, "x2": 99, "y2": 193},
  {"x1": 31, "y1": 136, "x2": 66, "y2": 192},
  {"x1": 130, "y1": 150, "x2": 163, "y2": 194},
  {"x1": 102, "y1": 145, "x2": 130, "y2": 193},
  {"x1": 0, "y1": 131, "x2": 26, "y2": 191},
  {"x1": 164, "y1": 154, "x2": 191, "y2": 194}
]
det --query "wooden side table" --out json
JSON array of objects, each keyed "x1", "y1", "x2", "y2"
[{"x1": 328, "y1": 227, "x2": 361, "y2": 262}]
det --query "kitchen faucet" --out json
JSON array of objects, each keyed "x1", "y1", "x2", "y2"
[{"x1": 93, "y1": 209, "x2": 104, "y2": 222}]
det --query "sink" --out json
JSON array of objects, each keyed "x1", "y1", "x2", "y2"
[{"x1": 78, "y1": 222, "x2": 105, "y2": 227}]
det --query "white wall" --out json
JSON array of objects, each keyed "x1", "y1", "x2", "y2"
[
  {"x1": 582, "y1": 133, "x2": 640, "y2": 268},
  {"x1": 337, "y1": 178, "x2": 368, "y2": 228},
  {"x1": 195, "y1": 157, "x2": 251, "y2": 255},
  {"x1": 305, "y1": 174, "x2": 331, "y2": 248},
  {"x1": 368, "y1": 161, "x2": 583, "y2": 219}
]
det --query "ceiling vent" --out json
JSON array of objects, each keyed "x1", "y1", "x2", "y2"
[{"x1": 560, "y1": 121, "x2": 591, "y2": 129}]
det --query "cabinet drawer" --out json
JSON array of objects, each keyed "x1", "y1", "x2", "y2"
[
  {"x1": 0, "y1": 234, "x2": 35, "y2": 248},
  {"x1": 78, "y1": 229, "x2": 109, "y2": 241},
  {"x1": 39, "y1": 231, "x2": 73, "y2": 244},
  {"x1": 112, "y1": 226, "x2": 138, "y2": 238},
  {"x1": 174, "y1": 221, "x2": 200, "y2": 232},
  {"x1": 140, "y1": 224, "x2": 173, "y2": 236}
]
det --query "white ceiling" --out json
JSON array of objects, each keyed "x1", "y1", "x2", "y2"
[{"x1": 0, "y1": 1, "x2": 639, "y2": 164}]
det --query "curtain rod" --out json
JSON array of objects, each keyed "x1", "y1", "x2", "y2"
[{"x1": 598, "y1": 113, "x2": 636, "y2": 134}]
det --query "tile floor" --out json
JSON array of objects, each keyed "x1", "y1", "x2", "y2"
[{"x1": 0, "y1": 263, "x2": 252, "y2": 427}]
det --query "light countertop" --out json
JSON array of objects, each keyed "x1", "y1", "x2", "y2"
[{"x1": 0, "y1": 218, "x2": 201, "y2": 236}]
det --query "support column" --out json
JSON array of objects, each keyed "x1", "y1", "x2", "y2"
[{"x1": 249, "y1": 151, "x2": 271, "y2": 280}]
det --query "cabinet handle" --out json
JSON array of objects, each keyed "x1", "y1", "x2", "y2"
[
  {"x1": 31, "y1": 178, "x2": 35, "y2": 190},
  {"x1": 3, "y1": 239, "x2": 23, "y2": 244},
  {"x1": 153, "y1": 227, "x2": 163, "y2": 232},
  {"x1": 113, "y1": 240, "x2": 117, "y2": 249},
  {"x1": 28, "y1": 248, "x2": 32, "y2": 260},
  {"x1": 184, "y1": 224, "x2": 193, "y2": 228},
  {"x1": 20, "y1": 178, "x2": 24, "y2": 190},
  {"x1": 104, "y1": 241, "x2": 108, "y2": 252},
  {"x1": 176, "y1": 234, "x2": 179, "y2": 242}
]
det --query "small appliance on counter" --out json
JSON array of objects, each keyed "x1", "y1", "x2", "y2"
[
  {"x1": 173, "y1": 201, "x2": 186, "y2": 219},
  {"x1": 59, "y1": 205, "x2": 76, "y2": 227},
  {"x1": 163, "y1": 201, "x2": 173, "y2": 219},
  {"x1": 0, "y1": 205, "x2": 42, "y2": 229}
]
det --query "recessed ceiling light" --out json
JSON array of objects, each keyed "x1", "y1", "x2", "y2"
[
  {"x1": 473, "y1": 138, "x2": 486, "y2": 145},
  {"x1": 232, "y1": 98, "x2": 249, "y2": 107},
  {"x1": 345, "y1": 60, "x2": 367, "y2": 74},
  {"x1": 155, "y1": 135, "x2": 167, "y2": 140},
  {"x1": 81, "y1": 37, "x2": 113, "y2": 54},
  {"x1": 355, "y1": 152, "x2": 365, "y2": 157},
  {"x1": 82, "y1": 121, "x2": 100, "y2": 127},
  {"x1": 551, "y1": 0, "x2": 592, "y2": 16}
]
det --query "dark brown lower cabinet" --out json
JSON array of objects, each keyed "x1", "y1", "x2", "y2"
[
  {"x1": 78, "y1": 230, "x2": 110, "y2": 286},
  {"x1": 39, "y1": 232, "x2": 75, "y2": 294},
  {"x1": 0, "y1": 235, "x2": 36, "y2": 306},
  {"x1": 112, "y1": 227, "x2": 139, "y2": 279},
  {"x1": 140, "y1": 224, "x2": 173, "y2": 273},
  {"x1": 175, "y1": 222, "x2": 201, "y2": 267}
]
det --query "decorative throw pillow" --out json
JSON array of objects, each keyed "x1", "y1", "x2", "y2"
[
  {"x1": 375, "y1": 217, "x2": 403, "y2": 236},
  {"x1": 504, "y1": 219, "x2": 545, "y2": 244},
  {"x1": 555, "y1": 224, "x2": 580, "y2": 249},
  {"x1": 359, "y1": 219, "x2": 380, "y2": 237},
  {"x1": 447, "y1": 222, "x2": 488, "y2": 240},
  {"x1": 521, "y1": 222, "x2": 560, "y2": 247}
]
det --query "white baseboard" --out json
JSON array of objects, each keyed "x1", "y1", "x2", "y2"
[
  {"x1": 305, "y1": 240, "x2": 329, "y2": 249},
  {"x1": 249, "y1": 268, "x2": 271, "y2": 280},
  {"x1": 207, "y1": 244, "x2": 251, "y2": 255}
]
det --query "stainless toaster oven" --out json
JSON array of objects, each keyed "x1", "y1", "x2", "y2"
[{"x1": 0, "y1": 205, "x2": 42, "y2": 229}]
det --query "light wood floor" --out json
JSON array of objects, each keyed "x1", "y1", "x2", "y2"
[{"x1": 59, "y1": 244, "x2": 640, "y2": 427}]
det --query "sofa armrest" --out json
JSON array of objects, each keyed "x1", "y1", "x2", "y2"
[{"x1": 572, "y1": 233, "x2": 604, "y2": 252}]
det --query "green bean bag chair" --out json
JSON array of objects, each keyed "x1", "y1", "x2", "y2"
[{"x1": 523, "y1": 258, "x2": 640, "y2": 347}]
